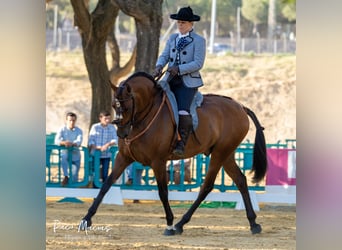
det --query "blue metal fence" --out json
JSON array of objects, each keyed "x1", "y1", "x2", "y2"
[
  {"x1": 46, "y1": 145, "x2": 91, "y2": 188},
  {"x1": 46, "y1": 137, "x2": 296, "y2": 192}
]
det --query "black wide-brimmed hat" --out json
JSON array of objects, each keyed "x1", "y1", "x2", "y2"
[{"x1": 170, "y1": 6, "x2": 200, "y2": 22}]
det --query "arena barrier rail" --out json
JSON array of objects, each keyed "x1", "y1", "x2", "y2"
[
  {"x1": 46, "y1": 139, "x2": 296, "y2": 209},
  {"x1": 46, "y1": 145, "x2": 90, "y2": 188},
  {"x1": 46, "y1": 143, "x2": 264, "y2": 191}
]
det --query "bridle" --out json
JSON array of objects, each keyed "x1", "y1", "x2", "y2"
[
  {"x1": 112, "y1": 79, "x2": 168, "y2": 161},
  {"x1": 112, "y1": 81, "x2": 136, "y2": 134}
]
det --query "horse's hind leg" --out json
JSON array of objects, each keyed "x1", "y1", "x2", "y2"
[
  {"x1": 174, "y1": 154, "x2": 223, "y2": 234},
  {"x1": 223, "y1": 153, "x2": 262, "y2": 234}
]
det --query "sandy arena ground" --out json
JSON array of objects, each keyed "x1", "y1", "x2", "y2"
[{"x1": 46, "y1": 199, "x2": 296, "y2": 249}]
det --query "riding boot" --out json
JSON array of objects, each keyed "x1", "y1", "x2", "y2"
[{"x1": 173, "y1": 115, "x2": 192, "y2": 157}]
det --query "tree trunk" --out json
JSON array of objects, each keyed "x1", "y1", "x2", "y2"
[
  {"x1": 70, "y1": 0, "x2": 163, "y2": 131},
  {"x1": 71, "y1": 0, "x2": 119, "y2": 130},
  {"x1": 115, "y1": 0, "x2": 163, "y2": 72},
  {"x1": 135, "y1": 20, "x2": 160, "y2": 72},
  {"x1": 107, "y1": 26, "x2": 137, "y2": 86},
  {"x1": 82, "y1": 40, "x2": 112, "y2": 130}
]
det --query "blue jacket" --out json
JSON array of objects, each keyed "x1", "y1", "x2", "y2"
[{"x1": 156, "y1": 29, "x2": 206, "y2": 88}]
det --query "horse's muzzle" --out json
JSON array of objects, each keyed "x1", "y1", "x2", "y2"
[
  {"x1": 117, "y1": 128, "x2": 128, "y2": 139},
  {"x1": 112, "y1": 119, "x2": 120, "y2": 125}
]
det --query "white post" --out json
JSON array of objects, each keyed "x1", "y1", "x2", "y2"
[
  {"x1": 267, "y1": 0, "x2": 276, "y2": 52},
  {"x1": 208, "y1": 0, "x2": 217, "y2": 54},
  {"x1": 282, "y1": 33, "x2": 287, "y2": 53},
  {"x1": 256, "y1": 32, "x2": 260, "y2": 54},
  {"x1": 57, "y1": 28, "x2": 62, "y2": 50},
  {"x1": 229, "y1": 31, "x2": 235, "y2": 53},
  {"x1": 53, "y1": 5, "x2": 58, "y2": 49},
  {"x1": 66, "y1": 32, "x2": 70, "y2": 51},
  {"x1": 237, "y1": 7, "x2": 241, "y2": 53}
]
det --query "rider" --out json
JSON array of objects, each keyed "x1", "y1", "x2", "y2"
[{"x1": 152, "y1": 6, "x2": 206, "y2": 157}]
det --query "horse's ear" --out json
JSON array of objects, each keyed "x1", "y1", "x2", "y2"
[{"x1": 109, "y1": 79, "x2": 118, "y2": 93}]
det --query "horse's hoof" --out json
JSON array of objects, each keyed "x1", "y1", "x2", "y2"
[
  {"x1": 78, "y1": 219, "x2": 91, "y2": 232},
  {"x1": 174, "y1": 225, "x2": 183, "y2": 235},
  {"x1": 250, "y1": 224, "x2": 262, "y2": 234},
  {"x1": 163, "y1": 228, "x2": 175, "y2": 236}
]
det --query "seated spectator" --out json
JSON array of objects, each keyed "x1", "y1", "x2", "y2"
[
  {"x1": 88, "y1": 110, "x2": 118, "y2": 183},
  {"x1": 55, "y1": 112, "x2": 83, "y2": 186}
]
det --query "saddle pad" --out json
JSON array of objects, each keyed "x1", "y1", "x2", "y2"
[{"x1": 158, "y1": 80, "x2": 203, "y2": 130}]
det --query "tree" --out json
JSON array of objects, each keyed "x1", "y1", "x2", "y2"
[
  {"x1": 67, "y1": 0, "x2": 162, "y2": 129},
  {"x1": 241, "y1": 0, "x2": 268, "y2": 35},
  {"x1": 46, "y1": 0, "x2": 74, "y2": 29},
  {"x1": 281, "y1": 0, "x2": 296, "y2": 4},
  {"x1": 161, "y1": 0, "x2": 244, "y2": 37},
  {"x1": 115, "y1": 0, "x2": 163, "y2": 72},
  {"x1": 215, "y1": 0, "x2": 242, "y2": 37},
  {"x1": 280, "y1": 0, "x2": 296, "y2": 22},
  {"x1": 70, "y1": 0, "x2": 118, "y2": 130}
]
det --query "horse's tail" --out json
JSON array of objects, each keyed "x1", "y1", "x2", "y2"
[{"x1": 244, "y1": 106, "x2": 267, "y2": 183}]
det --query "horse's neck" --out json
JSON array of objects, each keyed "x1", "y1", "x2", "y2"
[{"x1": 134, "y1": 90, "x2": 163, "y2": 128}]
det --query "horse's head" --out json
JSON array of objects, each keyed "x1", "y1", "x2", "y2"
[
  {"x1": 112, "y1": 72, "x2": 159, "y2": 139},
  {"x1": 112, "y1": 79, "x2": 135, "y2": 139}
]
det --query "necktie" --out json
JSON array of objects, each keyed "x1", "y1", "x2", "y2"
[{"x1": 176, "y1": 37, "x2": 188, "y2": 51}]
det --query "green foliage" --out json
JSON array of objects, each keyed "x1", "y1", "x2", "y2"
[
  {"x1": 215, "y1": 0, "x2": 242, "y2": 36},
  {"x1": 46, "y1": 0, "x2": 295, "y2": 40},
  {"x1": 46, "y1": 0, "x2": 74, "y2": 29},
  {"x1": 246, "y1": 51, "x2": 255, "y2": 58},
  {"x1": 241, "y1": 0, "x2": 268, "y2": 25},
  {"x1": 240, "y1": 0, "x2": 295, "y2": 36},
  {"x1": 281, "y1": 1, "x2": 296, "y2": 22},
  {"x1": 281, "y1": 0, "x2": 296, "y2": 4},
  {"x1": 162, "y1": 0, "x2": 243, "y2": 37},
  {"x1": 46, "y1": 0, "x2": 100, "y2": 29}
]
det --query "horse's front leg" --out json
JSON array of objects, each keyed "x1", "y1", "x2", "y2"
[
  {"x1": 152, "y1": 161, "x2": 175, "y2": 236},
  {"x1": 78, "y1": 153, "x2": 132, "y2": 231}
]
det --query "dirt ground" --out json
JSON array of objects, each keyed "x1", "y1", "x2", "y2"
[{"x1": 46, "y1": 199, "x2": 296, "y2": 250}]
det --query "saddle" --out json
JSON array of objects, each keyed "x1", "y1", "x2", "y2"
[{"x1": 157, "y1": 80, "x2": 203, "y2": 130}]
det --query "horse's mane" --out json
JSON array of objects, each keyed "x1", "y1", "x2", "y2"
[{"x1": 126, "y1": 71, "x2": 158, "y2": 87}]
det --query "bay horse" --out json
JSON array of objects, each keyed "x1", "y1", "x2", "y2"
[{"x1": 78, "y1": 71, "x2": 267, "y2": 235}]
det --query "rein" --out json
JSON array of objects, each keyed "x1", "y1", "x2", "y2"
[
  {"x1": 154, "y1": 70, "x2": 166, "y2": 82},
  {"x1": 124, "y1": 92, "x2": 167, "y2": 161}
]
